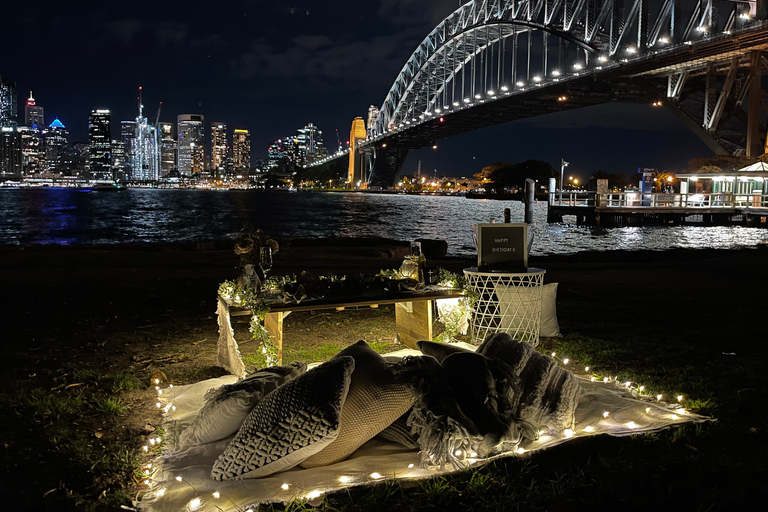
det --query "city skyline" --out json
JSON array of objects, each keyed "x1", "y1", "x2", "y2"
[{"x1": 4, "y1": 1, "x2": 716, "y2": 178}]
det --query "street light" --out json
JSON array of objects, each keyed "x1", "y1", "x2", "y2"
[{"x1": 559, "y1": 158, "x2": 569, "y2": 204}]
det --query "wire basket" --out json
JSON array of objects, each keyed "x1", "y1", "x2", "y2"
[{"x1": 463, "y1": 268, "x2": 545, "y2": 346}]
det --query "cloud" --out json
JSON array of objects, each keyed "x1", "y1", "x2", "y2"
[
  {"x1": 105, "y1": 18, "x2": 143, "y2": 44},
  {"x1": 292, "y1": 35, "x2": 333, "y2": 50}
]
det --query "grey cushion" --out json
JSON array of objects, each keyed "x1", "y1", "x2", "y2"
[
  {"x1": 416, "y1": 340, "x2": 473, "y2": 363},
  {"x1": 477, "y1": 332, "x2": 582, "y2": 431},
  {"x1": 179, "y1": 362, "x2": 307, "y2": 448},
  {"x1": 300, "y1": 340, "x2": 415, "y2": 468},
  {"x1": 211, "y1": 356, "x2": 355, "y2": 480}
]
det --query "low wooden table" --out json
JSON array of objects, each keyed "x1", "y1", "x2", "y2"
[{"x1": 219, "y1": 287, "x2": 464, "y2": 366}]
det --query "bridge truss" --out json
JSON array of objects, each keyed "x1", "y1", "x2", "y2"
[{"x1": 312, "y1": 1, "x2": 768, "y2": 187}]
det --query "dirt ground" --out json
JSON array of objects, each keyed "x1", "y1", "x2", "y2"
[{"x1": 1, "y1": 239, "x2": 767, "y2": 509}]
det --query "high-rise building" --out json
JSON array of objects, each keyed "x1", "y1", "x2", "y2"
[
  {"x1": 19, "y1": 125, "x2": 43, "y2": 174},
  {"x1": 158, "y1": 122, "x2": 176, "y2": 176},
  {"x1": 267, "y1": 140, "x2": 286, "y2": 169},
  {"x1": 0, "y1": 75, "x2": 17, "y2": 128},
  {"x1": 0, "y1": 76, "x2": 21, "y2": 174},
  {"x1": 88, "y1": 109, "x2": 112, "y2": 180},
  {"x1": 177, "y1": 114, "x2": 204, "y2": 175},
  {"x1": 25, "y1": 92, "x2": 44, "y2": 128},
  {"x1": 211, "y1": 122, "x2": 227, "y2": 175},
  {"x1": 41, "y1": 118, "x2": 70, "y2": 172},
  {"x1": 296, "y1": 123, "x2": 326, "y2": 165},
  {"x1": 111, "y1": 139, "x2": 126, "y2": 179},
  {"x1": 232, "y1": 129, "x2": 250, "y2": 170},
  {"x1": 120, "y1": 121, "x2": 136, "y2": 177},
  {"x1": 131, "y1": 90, "x2": 159, "y2": 181}
]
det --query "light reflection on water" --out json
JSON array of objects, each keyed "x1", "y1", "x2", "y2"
[{"x1": 0, "y1": 188, "x2": 766, "y2": 256}]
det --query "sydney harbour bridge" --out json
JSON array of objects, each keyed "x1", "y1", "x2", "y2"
[{"x1": 307, "y1": 0, "x2": 768, "y2": 188}]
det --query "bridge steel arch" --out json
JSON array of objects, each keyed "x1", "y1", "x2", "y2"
[
  {"x1": 306, "y1": 1, "x2": 768, "y2": 188},
  {"x1": 375, "y1": 0, "x2": 763, "y2": 139}
]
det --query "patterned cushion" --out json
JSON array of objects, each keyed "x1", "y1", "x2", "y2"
[
  {"x1": 417, "y1": 340, "x2": 472, "y2": 363},
  {"x1": 179, "y1": 362, "x2": 307, "y2": 448},
  {"x1": 211, "y1": 356, "x2": 355, "y2": 480},
  {"x1": 299, "y1": 341, "x2": 415, "y2": 468},
  {"x1": 477, "y1": 332, "x2": 582, "y2": 431}
]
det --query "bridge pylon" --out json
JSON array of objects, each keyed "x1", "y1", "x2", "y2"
[{"x1": 347, "y1": 117, "x2": 367, "y2": 188}]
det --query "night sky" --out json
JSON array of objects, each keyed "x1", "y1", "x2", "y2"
[{"x1": 4, "y1": 0, "x2": 712, "y2": 180}]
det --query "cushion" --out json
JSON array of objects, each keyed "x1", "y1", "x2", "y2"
[
  {"x1": 540, "y1": 283, "x2": 561, "y2": 337},
  {"x1": 417, "y1": 340, "x2": 472, "y2": 363},
  {"x1": 393, "y1": 352, "x2": 527, "y2": 468},
  {"x1": 375, "y1": 410, "x2": 419, "y2": 449},
  {"x1": 211, "y1": 356, "x2": 355, "y2": 480},
  {"x1": 300, "y1": 340, "x2": 415, "y2": 468},
  {"x1": 477, "y1": 332, "x2": 582, "y2": 431},
  {"x1": 179, "y1": 362, "x2": 307, "y2": 448},
  {"x1": 494, "y1": 282, "x2": 560, "y2": 338}
]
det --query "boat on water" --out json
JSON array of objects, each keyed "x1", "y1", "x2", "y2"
[{"x1": 81, "y1": 181, "x2": 121, "y2": 191}]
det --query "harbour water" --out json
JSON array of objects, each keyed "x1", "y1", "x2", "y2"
[{"x1": 1, "y1": 188, "x2": 767, "y2": 257}]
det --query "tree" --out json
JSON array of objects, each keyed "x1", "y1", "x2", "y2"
[
  {"x1": 686, "y1": 155, "x2": 754, "y2": 173},
  {"x1": 475, "y1": 160, "x2": 555, "y2": 193}
]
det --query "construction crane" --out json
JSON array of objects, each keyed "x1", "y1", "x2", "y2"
[
  {"x1": 154, "y1": 102, "x2": 162, "y2": 128},
  {"x1": 335, "y1": 129, "x2": 341, "y2": 152}
]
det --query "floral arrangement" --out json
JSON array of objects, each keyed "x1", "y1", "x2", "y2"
[{"x1": 234, "y1": 222, "x2": 279, "y2": 270}]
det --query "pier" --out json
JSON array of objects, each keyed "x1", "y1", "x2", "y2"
[{"x1": 547, "y1": 191, "x2": 768, "y2": 228}]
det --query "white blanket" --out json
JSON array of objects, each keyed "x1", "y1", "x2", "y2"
[{"x1": 137, "y1": 348, "x2": 708, "y2": 512}]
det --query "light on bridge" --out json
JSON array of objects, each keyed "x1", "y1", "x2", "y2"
[
  {"x1": 453, "y1": 101, "x2": 460, "y2": 106},
  {"x1": 658, "y1": 37, "x2": 669, "y2": 45},
  {"x1": 439, "y1": 117, "x2": 444, "y2": 123},
  {"x1": 557, "y1": 96, "x2": 567, "y2": 102},
  {"x1": 474, "y1": 94, "x2": 481, "y2": 99},
  {"x1": 487, "y1": 90, "x2": 495, "y2": 95},
  {"x1": 625, "y1": 47, "x2": 637, "y2": 54},
  {"x1": 533, "y1": 76, "x2": 542, "y2": 83},
  {"x1": 552, "y1": 70, "x2": 561, "y2": 77},
  {"x1": 740, "y1": 13, "x2": 751, "y2": 21},
  {"x1": 500, "y1": 85, "x2": 508, "y2": 92},
  {"x1": 515, "y1": 81, "x2": 524, "y2": 87},
  {"x1": 598, "y1": 55, "x2": 608, "y2": 62},
  {"x1": 652, "y1": 101, "x2": 663, "y2": 107},
  {"x1": 573, "y1": 64, "x2": 583, "y2": 71},
  {"x1": 463, "y1": 97, "x2": 470, "y2": 103}
]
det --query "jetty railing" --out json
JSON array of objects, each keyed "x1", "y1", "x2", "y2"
[{"x1": 552, "y1": 192, "x2": 768, "y2": 208}]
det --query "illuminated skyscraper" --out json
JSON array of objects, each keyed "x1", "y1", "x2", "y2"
[
  {"x1": 232, "y1": 129, "x2": 250, "y2": 170},
  {"x1": 0, "y1": 75, "x2": 17, "y2": 128},
  {"x1": 120, "y1": 121, "x2": 136, "y2": 177},
  {"x1": 88, "y1": 109, "x2": 112, "y2": 180},
  {"x1": 211, "y1": 122, "x2": 227, "y2": 175},
  {"x1": 158, "y1": 122, "x2": 176, "y2": 176},
  {"x1": 111, "y1": 139, "x2": 126, "y2": 179},
  {"x1": 296, "y1": 123, "x2": 326, "y2": 165},
  {"x1": 41, "y1": 118, "x2": 69, "y2": 172},
  {"x1": 25, "y1": 92, "x2": 44, "y2": 128},
  {"x1": 0, "y1": 76, "x2": 21, "y2": 174},
  {"x1": 177, "y1": 114, "x2": 204, "y2": 175},
  {"x1": 131, "y1": 90, "x2": 160, "y2": 181},
  {"x1": 19, "y1": 125, "x2": 42, "y2": 174}
]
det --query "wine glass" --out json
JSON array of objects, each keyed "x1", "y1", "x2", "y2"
[{"x1": 259, "y1": 246, "x2": 273, "y2": 279}]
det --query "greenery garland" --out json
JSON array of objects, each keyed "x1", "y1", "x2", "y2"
[{"x1": 218, "y1": 279, "x2": 276, "y2": 369}]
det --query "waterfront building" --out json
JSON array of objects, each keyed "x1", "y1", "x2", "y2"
[
  {"x1": 232, "y1": 128, "x2": 250, "y2": 170},
  {"x1": 177, "y1": 114, "x2": 204, "y2": 175},
  {"x1": 158, "y1": 122, "x2": 176, "y2": 176},
  {"x1": 211, "y1": 122, "x2": 227, "y2": 176},
  {"x1": 295, "y1": 123, "x2": 327, "y2": 165},
  {"x1": 0, "y1": 75, "x2": 17, "y2": 128},
  {"x1": 19, "y1": 125, "x2": 43, "y2": 174},
  {"x1": 131, "y1": 106, "x2": 159, "y2": 181},
  {"x1": 112, "y1": 139, "x2": 126, "y2": 180},
  {"x1": 88, "y1": 109, "x2": 112, "y2": 180},
  {"x1": 267, "y1": 140, "x2": 286, "y2": 169},
  {"x1": 42, "y1": 118, "x2": 70, "y2": 172},
  {"x1": 121, "y1": 121, "x2": 136, "y2": 177},
  {"x1": 367, "y1": 105, "x2": 379, "y2": 137},
  {"x1": 0, "y1": 127, "x2": 22, "y2": 174},
  {"x1": 25, "y1": 92, "x2": 44, "y2": 127}
]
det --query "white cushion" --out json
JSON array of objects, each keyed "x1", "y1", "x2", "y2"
[
  {"x1": 211, "y1": 357, "x2": 355, "y2": 480},
  {"x1": 494, "y1": 282, "x2": 560, "y2": 338},
  {"x1": 179, "y1": 362, "x2": 306, "y2": 448}
]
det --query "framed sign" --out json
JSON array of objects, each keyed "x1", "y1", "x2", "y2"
[{"x1": 477, "y1": 223, "x2": 531, "y2": 271}]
